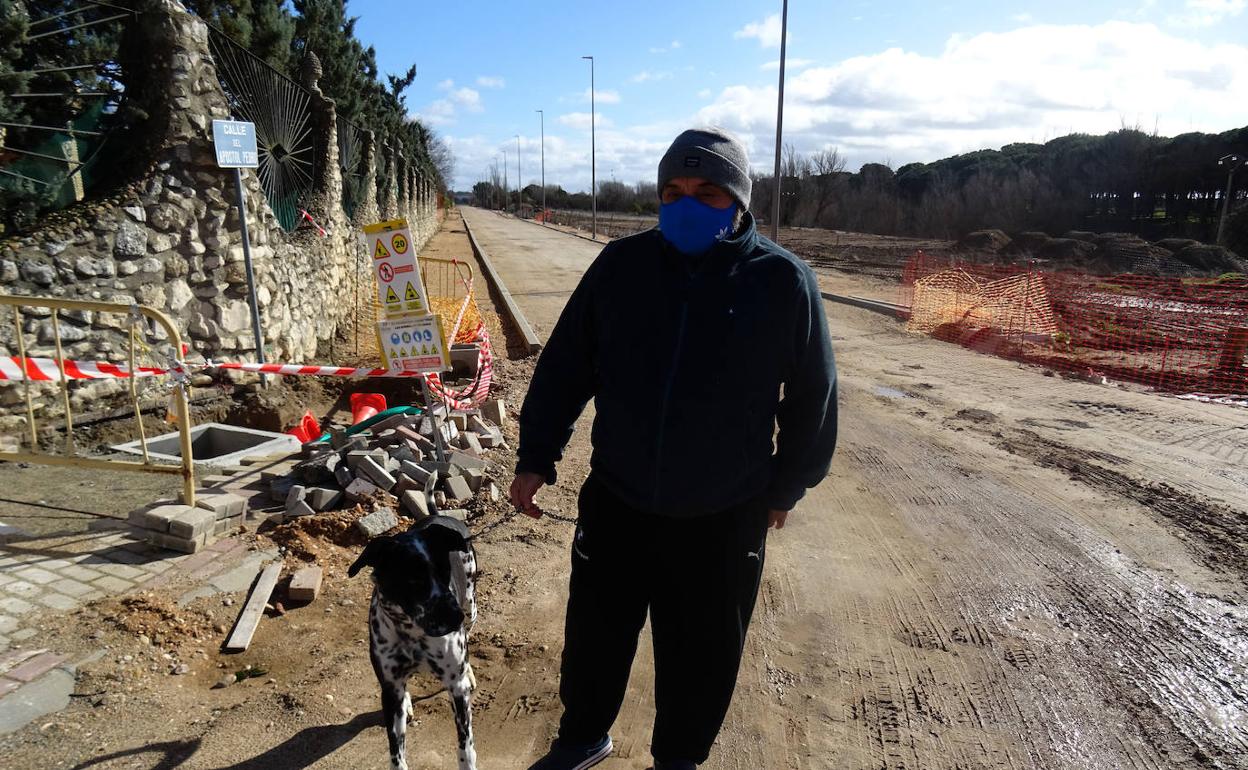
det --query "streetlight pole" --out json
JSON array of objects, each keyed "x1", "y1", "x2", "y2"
[
  {"x1": 770, "y1": 0, "x2": 789, "y2": 243},
  {"x1": 537, "y1": 109, "x2": 546, "y2": 218},
  {"x1": 516, "y1": 134, "x2": 522, "y2": 213},
  {"x1": 502, "y1": 150, "x2": 508, "y2": 212},
  {"x1": 582, "y1": 55, "x2": 596, "y2": 239},
  {"x1": 1217, "y1": 154, "x2": 1243, "y2": 245}
]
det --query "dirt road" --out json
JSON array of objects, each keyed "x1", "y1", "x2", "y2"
[
  {"x1": 2, "y1": 210, "x2": 1243, "y2": 769},
  {"x1": 461, "y1": 207, "x2": 1247, "y2": 769}
]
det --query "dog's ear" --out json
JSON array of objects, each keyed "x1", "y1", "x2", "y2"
[{"x1": 348, "y1": 536, "x2": 395, "y2": 577}]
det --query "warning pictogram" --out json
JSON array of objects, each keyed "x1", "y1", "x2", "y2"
[
  {"x1": 377, "y1": 314, "x2": 450, "y2": 373},
  {"x1": 364, "y1": 218, "x2": 429, "y2": 318}
]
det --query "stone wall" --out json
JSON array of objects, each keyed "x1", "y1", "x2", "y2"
[{"x1": 0, "y1": 0, "x2": 440, "y2": 433}]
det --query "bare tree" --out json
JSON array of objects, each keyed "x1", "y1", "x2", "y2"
[{"x1": 426, "y1": 128, "x2": 455, "y2": 188}]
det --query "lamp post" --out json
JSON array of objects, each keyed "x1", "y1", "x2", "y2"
[
  {"x1": 536, "y1": 109, "x2": 546, "y2": 217},
  {"x1": 502, "y1": 150, "x2": 508, "y2": 212},
  {"x1": 582, "y1": 55, "x2": 597, "y2": 239},
  {"x1": 1217, "y1": 154, "x2": 1244, "y2": 245},
  {"x1": 770, "y1": 0, "x2": 789, "y2": 243},
  {"x1": 516, "y1": 134, "x2": 522, "y2": 213}
]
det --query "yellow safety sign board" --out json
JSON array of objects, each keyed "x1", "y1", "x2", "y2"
[
  {"x1": 362, "y1": 218, "x2": 429, "y2": 317},
  {"x1": 378, "y1": 314, "x2": 450, "y2": 373}
]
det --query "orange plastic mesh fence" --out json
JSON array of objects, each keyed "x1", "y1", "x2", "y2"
[{"x1": 901, "y1": 251, "x2": 1248, "y2": 396}]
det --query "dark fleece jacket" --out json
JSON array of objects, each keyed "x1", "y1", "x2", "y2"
[{"x1": 516, "y1": 213, "x2": 838, "y2": 516}]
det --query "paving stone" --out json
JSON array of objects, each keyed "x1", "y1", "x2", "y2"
[
  {"x1": 357, "y1": 456, "x2": 397, "y2": 491},
  {"x1": 0, "y1": 615, "x2": 17, "y2": 634},
  {"x1": 463, "y1": 467, "x2": 486, "y2": 492},
  {"x1": 93, "y1": 562, "x2": 148, "y2": 581},
  {"x1": 481, "y1": 398, "x2": 506, "y2": 426},
  {"x1": 11, "y1": 567, "x2": 57, "y2": 586},
  {"x1": 34, "y1": 592, "x2": 77, "y2": 611},
  {"x1": 306, "y1": 487, "x2": 343, "y2": 511},
  {"x1": 167, "y1": 507, "x2": 216, "y2": 540},
  {"x1": 286, "y1": 500, "x2": 315, "y2": 518},
  {"x1": 92, "y1": 575, "x2": 134, "y2": 593},
  {"x1": 148, "y1": 531, "x2": 207, "y2": 555},
  {"x1": 285, "y1": 484, "x2": 307, "y2": 512},
  {"x1": 7, "y1": 652, "x2": 67, "y2": 683},
  {"x1": 288, "y1": 566, "x2": 323, "y2": 602},
  {"x1": 448, "y1": 451, "x2": 486, "y2": 471},
  {"x1": 269, "y1": 476, "x2": 296, "y2": 502},
  {"x1": 0, "y1": 678, "x2": 19, "y2": 697},
  {"x1": 401, "y1": 460, "x2": 433, "y2": 486},
  {"x1": 140, "y1": 504, "x2": 197, "y2": 534},
  {"x1": 456, "y1": 432, "x2": 483, "y2": 455},
  {"x1": 478, "y1": 428, "x2": 504, "y2": 448},
  {"x1": 334, "y1": 463, "x2": 354, "y2": 487},
  {"x1": 194, "y1": 492, "x2": 247, "y2": 519},
  {"x1": 443, "y1": 475, "x2": 473, "y2": 502},
  {"x1": 400, "y1": 489, "x2": 429, "y2": 519},
  {"x1": 0, "y1": 597, "x2": 35, "y2": 616},
  {"x1": 394, "y1": 474, "x2": 423, "y2": 496},
  {"x1": 3, "y1": 580, "x2": 40, "y2": 598},
  {"x1": 345, "y1": 477, "x2": 380, "y2": 503},
  {"x1": 0, "y1": 574, "x2": 14, "y2": 588},
  {"x1": 49, "y1": 579, "x2": 93, "y2": 598},
  {"x1": 9, "y1": 628, "x2": 35, "y2": 642},
  {"x1": 356, "y1": 508, "x2": 398, "y2": 538},
  {"x1": 440, "y1": 509, "x2": 468, "y2": 523}
]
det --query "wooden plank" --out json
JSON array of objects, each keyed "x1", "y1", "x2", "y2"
[{"x1": 223, "y1": 562, "x2": 282, "y2": 653}]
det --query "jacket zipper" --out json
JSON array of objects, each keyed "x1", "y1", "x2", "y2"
[{"x1": 653, "y1": 298, "x2": 689, "y2": 510}]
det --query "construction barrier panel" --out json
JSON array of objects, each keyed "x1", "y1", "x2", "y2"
[
  {"x1": 901, "y1": 252, "x2": 1248, "y2": 397},
  {"x1": 0, "y1": 296, "x2": 197, "y2": 505}
]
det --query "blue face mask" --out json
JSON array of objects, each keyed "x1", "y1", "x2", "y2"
[{"x1": 658, "y1": 196, "x2": 737, "y2": 256}]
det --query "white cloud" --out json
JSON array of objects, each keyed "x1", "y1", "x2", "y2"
[
  {"x1": 671, "y1": 40, "x2": 682, "y2": 49},
  {"x1": 761, "y1": 58, "x2": 815, "y2": 71},
  {"x1": 697, "y1": 88, "x2": 713, "y2": 100},
  {"x1": 698, "y1": 21, "x2": 1248, "y2": 172},
  {"x1": 558, "y1": 112, "x2": 614, "y2": 130},
  {"x1": 476, "y1": 75, "x2": 506, "y2": 89},
  {"x1": 581, "y1": 87, "x2": 621, "y2": 104},
  {"x1": 436, "y1": 78, "x2": 455, "y2": 92},
  {"x1": 631, "y1": 70, "x2": 671, "y2": 83},
  {"x1": 1013, "y1": 12, "x2": 1034, "y2": 23},
  {"x1": 448, "y1": 87, "x2": 483, "y2": 112},
  {"x1": 1168, "y1": 0, "x2": 1245, "y2": 26},
  {"x1": 735, "y1": 14, "x2": 784, "y2": 48},
  {"x1": 649, "y1": 39, "x2": 682, "y2": 54}
]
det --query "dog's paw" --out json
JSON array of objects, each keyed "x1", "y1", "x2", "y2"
[
  {"x1": 403, "y1": 691, "x2": 414, "y2": 724},
  {"x1": 465, "y1": 662, "x2": 478, "y2": 691}
]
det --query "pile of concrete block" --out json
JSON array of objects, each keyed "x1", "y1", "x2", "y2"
[
  {"x1": 273, "y1": 399, "x2": 508, "y2": 528},
  {"x1": 128, "y1": 491, "x2": 247, "y2": 553}
]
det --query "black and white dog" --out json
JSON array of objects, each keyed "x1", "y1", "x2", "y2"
[{"x1": 349, "y1": 515, "x2": 479, "y2": 770}]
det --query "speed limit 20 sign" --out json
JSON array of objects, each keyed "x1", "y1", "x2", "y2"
[{"x1": 362, "y1": 218, "x2": 429, "y2": 316}]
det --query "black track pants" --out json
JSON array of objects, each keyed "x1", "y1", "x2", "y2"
[{"x1": 555, "y1": 474, "x2": 770, "y2": 764}]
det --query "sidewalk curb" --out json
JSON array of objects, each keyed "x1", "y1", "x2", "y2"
[
  {"x1": 461, "y1": 213, "x2": 544, "y2": 356},
  {"x1": 820, "y1": 292, "x2": 910, "y2": 319}
]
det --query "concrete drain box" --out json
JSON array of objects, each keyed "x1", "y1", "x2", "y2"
[{"x1": 112, "y1": 422, "x2": 301, "y2": 469}]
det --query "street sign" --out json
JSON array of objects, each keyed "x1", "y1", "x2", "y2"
[
  {"x1": 363, "y1": 218, "x2": 429, "y2": 316},
  {"x1": 378, "y1": 314, "x2": 450, "y2": 373},
  {"x1": 212, "y1": 119, "x2": 259, "y2": 169}
]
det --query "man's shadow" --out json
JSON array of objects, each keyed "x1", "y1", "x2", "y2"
[{"x1": 68, "y1": 711, "x2": 381, "y2": 770}]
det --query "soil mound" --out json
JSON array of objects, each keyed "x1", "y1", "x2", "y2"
[
  {"x1": 957, "y1": 229, "x2": 1011, "y2": 253},
  {"x1": 1171, "y1": 244, "x2": 1246, "y2": 275}
]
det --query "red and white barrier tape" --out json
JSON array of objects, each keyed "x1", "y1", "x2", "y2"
[
  {"x1": 0, "y1": 356, "x2": 171, "y2": 382},
  {"x1": 1, "y1": 325, "x2": 497, "y2": 409}
]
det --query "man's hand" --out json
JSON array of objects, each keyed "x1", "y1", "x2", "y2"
[
  {"x1": 509, "y1": 472, "x2": 547, "y2": 518},
  {"x1": 768, "y1": 509, "x2": 789, "y2": 529}
]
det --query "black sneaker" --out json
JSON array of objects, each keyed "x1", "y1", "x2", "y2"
[{"x1": 527, "y1": 735, "x2": 614, "y2": 770}]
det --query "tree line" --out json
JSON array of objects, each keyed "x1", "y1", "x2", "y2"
[
  {"x1": 0, "y1": 0, "x2": 451, "y2": 232},
  {"x1": 749, "y1": 127, "x2": 1248, "y2": 244}
]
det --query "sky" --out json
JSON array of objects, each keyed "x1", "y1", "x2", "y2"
[{"x1": 351, "y1": 0, "x2": 1248, "y2": 193}]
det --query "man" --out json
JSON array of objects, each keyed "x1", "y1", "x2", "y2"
[{"x1": 511, "y1": 127, "x2": 838, "y2": 770}]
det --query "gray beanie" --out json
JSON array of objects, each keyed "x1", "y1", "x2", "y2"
[{"x1": 657, "y1": 127, "x2": 752, "y2": 209}]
